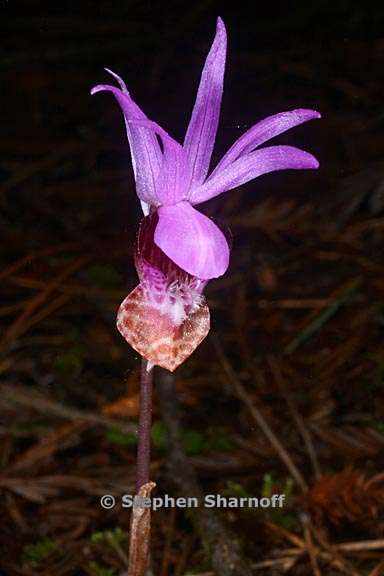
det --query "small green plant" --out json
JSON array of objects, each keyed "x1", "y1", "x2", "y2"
[
  {"x1": 88, "y1": 560, "x2": 118, "y2": 576},
  {"x1": 151, "y1": 420, "x2": 167, "y2": 450},
  {"x1": 105, "y1": 426, "x2": 137, "y2": 447},
  {"x1": 54, "y1": 347, "x2": 84, "y2": 377},
  {"x1": 204, "y1": 426, "x2": 234, "y2": 452},
  {"x1": 261, "y1": 474, "x2": 297, "y2": 529},
  {"x1": 22, "y1": 538, "x2": 59, "y2": 565},
  {"x1": 223, "y1": 480, "x2": 249, "y2": 498},
  {"x1": 150, "y1": 421, "x2": 234, "y2": 454},
  {"x1": 371, "y1": 420, "x2": 384, "y2": 434},
  {"x1": 182, "y1": 429, "x2": 205, "y2": 454},
  {"x1": 262, "y1": 473, "x2": 294, "y2": 500},
  {"x1": 90, "y1": 526, "x2": 126, "y2": 547},
  {"x1": 261, "y1": 473, "x2": 274, "y2": 498}
]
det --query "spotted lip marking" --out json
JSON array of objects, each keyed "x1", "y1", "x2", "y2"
[
  {"x1": 117, "y1": 286, "x2": 210, "y2": 372},
  {"x1": 117, "y1": 213, "x2": 210, "y2": 371}
]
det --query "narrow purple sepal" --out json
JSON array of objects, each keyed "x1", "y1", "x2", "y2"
[
  {"x1": 183, "y1": 17, "x2": 227, "y2": 190},
  {"x1": 210, "y1": 109, "x2": 321, "y2": 176},
  {"x1": 125, "y1": 117, "x2": 191, "y2": 205},
  {"x1": 91, "y1": 70, "x2": 162, "y2": 207},
  {"x1": 190, "y1": 145, "x2": 320, "y2": 204}
]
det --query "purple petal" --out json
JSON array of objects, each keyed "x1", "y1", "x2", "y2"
[
  {"x1": 136, "y1": 213, "x2": 208, "y2": 295},
  {"x1": 211, "y1": 109, "x2": 321, "y2": 176},
  {"x1": 154, "y1": 201, "x2": 230, "y2": 280},
  {"x1": 91, "y1": 69, "x2": 162, "y2": 207},
  {"x1": 155, "y1": 137, "x2": 189, "y2": 205},
  {"x1": 183, "y1": 17, "x2": 227, "y2": 189},
  {"x1": 191, "y1": 145, "x2": 320, "y2": 204},
  {"x1": 125, "y1": 117, "x2": 190, "y2": 205}
]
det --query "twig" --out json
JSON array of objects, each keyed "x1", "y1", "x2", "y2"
[
  {"x1": 7, "y1": 421, "x2": 88, "y2": 472},
  {"x1": 157, "y1": 369, "x2": 253, "y2": 576},
  {"x1": 5, "y1": 274, "x2": 126, "y2": 303},
  {"x1": 212, "y1": 334, "x2": 308, "y2": 492},
  {"x1": 257, "y1": 297, "x2": 352, "y2": 309},
  {"x1": 284, "y1": 277, "x2": 362, "y2": 354},
  {"x1": 0, "y1": 255, "x2": 90, "y2": 352},
  {"x1": 300, "y1": 513, "x2": 322, "y2": 576},
  {"x1": 160, "y1": 507, "x2": 177, "y2": 576},
  {"x1": 0, "y1": 384, "x2": 136, "y2": 434},
  {"x1": 21, "y1": 292, "x2": 72, "y2": 333},
  {"x1": 309, "y1": 526, "x2": 361, "y2": 576},
  {"x1": 251, "y1": 557, "x2": 297, "y2": 571},
  {"x1": 0, "y1": 141, "x2": 82, "y2": 197},
  {"x1": 0, "y1": 474, "x2": 134, "y2": 501},
  {"x1": 0, "y1": 302, "x2": 28, "y2": 318},
  {"x1": 174, "y1": 535, "x2": 196, "y2": 576},
  {"x1": 368, "y1": 560, "x2": 384, "y2": 576},
  {"x1": 263, "y1": 519, "x2": 306, "y2": 549},
  {"x1": 337, "y1": 539, "x2": 384, "y2": 553},
  {"x1": 0, "y1": 242, "x2": 82, "y2": 282},
  {"x1": 268, "y1": 355, "x2": 321, "y2": 480},
  {"x1": 269, "y1": 538, "x2": 384, "y2": 555}
]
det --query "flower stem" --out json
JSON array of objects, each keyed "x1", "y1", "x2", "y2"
[{"x1": 136, "y1": 359, "x2": 153, "y2": 492}]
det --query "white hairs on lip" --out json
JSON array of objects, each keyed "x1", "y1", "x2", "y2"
[{"x1": 148, "y1": 279, "x2": 203, "y2": 327}]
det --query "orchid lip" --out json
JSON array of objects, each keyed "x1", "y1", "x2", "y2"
[{"x1": 115, "y1": 213, "x2": 211, "y2": 371}]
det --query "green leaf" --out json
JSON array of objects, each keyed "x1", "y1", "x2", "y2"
[
  {"x1": 223, "y1": 480, "x2": 249, "y2": 498},
  {"x1": 88, "y1": 561, "x2": 118, "y2": 576},
  {"x1": 283, "y1": 477, "x2": 294, "y2": 500},
  {"x1": 285, "y1": 277, "x2": 362, "y2": 354},
  {"x1": 272, "y1": 510, "x2": 298, "y2": 530},
  {"x1": 182, "y1": 429, "x2": 204, "y2": 455},
  {"x1": 54, "y1": 348, "x2": 83, "y2": 377},
  {"x1": 261, "y1": 473, "x2": 273, "y2": 498},
  {"x1": 151, "y1": 422, "x2": 233, "y2": 454},
  {"x1": 105, "y1": 426, "x2": 137, "y2": 447},
  {"x1": 371, "y1": 420, "x2": 384, "y2": 434},
  {"x1": 151, "y1": 420, "x2": 167, "y2": 450},
  {"x1": 22, "y1": 538, "x2": 59, "y2": 565},
  {"x1": 90, "y1": 527, "x2": 127, "y2": 546},
  {"x1": 204, "y1": 426, "x2": 234, "y2": 452}
]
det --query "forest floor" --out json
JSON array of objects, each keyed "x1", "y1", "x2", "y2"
[{"x1": 1, "y1": 3, "x2": 384, "y2": 575}]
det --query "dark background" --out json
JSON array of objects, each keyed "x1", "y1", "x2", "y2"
[
  {"x1": 2, "y1": 0, "x2": 384, "y2": 249},
  {"x1": 1, "y1": 1, "x2": 384, "y2": 575}
]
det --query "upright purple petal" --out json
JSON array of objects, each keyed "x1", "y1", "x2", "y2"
[
  {"x1": 91, "y1": 69, "x2": 162, "y2": 207},
  {"x1": 126, "y1": 117, "x2": 190, "y2": 205},
  {"x1": 154, "y1": 201, "x2": 230, "y2": 280},
  {"x1": 211, "y1": 109, "x2": 321, "y2": 176},
  {"x1": 191, "y1": 145, "x2": 319, "y2": 204},
  {"x1": 155, "y1": 137, "x2": 188, "y2": 205},
  {"x1": 183, "y1": 17, "x2": 227, "y2": 189}
]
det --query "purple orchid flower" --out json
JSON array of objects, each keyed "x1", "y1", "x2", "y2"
[{"x1": 91, "y1": 17, "x2": 320, "y2": 371}]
